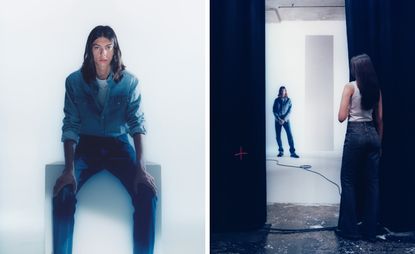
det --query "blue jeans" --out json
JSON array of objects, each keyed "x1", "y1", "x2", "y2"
[
  {"x1": 338, "y1": 121, "x2": 381, "y2": 238},
  {"x1": 53, "y1": 134, "x2": 157, "y2": 254},
  {"x1": 275, "y1": 120, "x2": 296, "y2": 154}
]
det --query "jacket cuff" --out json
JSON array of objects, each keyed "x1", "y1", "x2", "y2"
[
  {"x1": 61, "y1": 131, "x2": 80, "y2": 144},
  {"x1": 129, "y1": 125, "x2": 147, "y2": 137}
]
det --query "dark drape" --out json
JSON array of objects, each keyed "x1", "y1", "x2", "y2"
[
  {"x1": 346, "y1": 0, "x2": 415, "y2": 231},
  {"x1": 210, "y1": 0, "x2": 266, "y2": 232}
]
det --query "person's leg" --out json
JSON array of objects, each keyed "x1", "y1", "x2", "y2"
[
  {"x1": 52, "y1": 185, "x2": 76, "y2": 254},
  {"x1": 132, "y1": 185, "x2": 157, "y2": 254},
  {"x1": 275, "y1": 121, "x2": 284, "y2": 155},
  {"x1": 107, "y1": 135, "x2": 157, "y2": 254},
  {"x1": 337, "y1": 125, "x2": 364, "y2": 238},
  {"x1": 283, "y1": 121, "x2": 296, "y2": 155},
  {"x1": 52, "y1": 139, "x2": 101, "y2": 254},
  {"x1": 361, "y1": 128, "x2": 381, "y2": 239}
]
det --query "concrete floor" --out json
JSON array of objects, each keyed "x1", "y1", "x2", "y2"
[
  {"x1": 212, "y1": 154, "x2": 415, "y2": 253},
  {"x1": 211, "y1": 203, "x2": 415, "y2": 254}
]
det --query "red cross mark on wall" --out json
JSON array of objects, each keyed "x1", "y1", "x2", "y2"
[{"x1": 234, "y1": 146, "x2": 248, "y2": 160}]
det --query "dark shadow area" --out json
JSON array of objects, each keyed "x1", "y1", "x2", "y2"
[
  {"x1": 210, "y1": 0, "x2": 266, "y2": 232},
  {"x1": 211, "y1": 204, "x2": 415, "y2": 253},
  {"x1": 211, "y1": 226, "x2": 270, "y2": 254},
  {"x1": 345, "y1": 0, "x2": 415, "y2": 232}
]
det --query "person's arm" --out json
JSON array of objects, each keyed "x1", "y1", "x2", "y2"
[
  {"x1": 127, "y1": 78, "x2": 156, "y2": 194},
  {"x1": 133, "y1": 133, "x2": 145, "y2": 171},
  {"x1": 61, "y1": 77, "x2": 81, "y2": 144},
  {"x1": 127, "y1": 78, "x2": 146, "y2": 135},
  {"x1": 375, "y1": 91, "x2": 383, "y2": 140},
  {"x1": 63, "y1": 140, "x2": 76, "y2": 173},
  {"x1": 53, "y1": 140, "x2": 78, "y2": 196},
  {"x1": 54, "y1": 78, "x2": 80, "y2": 196},
  {"x1": 282, "y1": 98, "x2": 292, "y2": 122},
  {"x1": 338, "y1": 83, "x2": 354, "y2": 123},
  {"x1": 132, "y1": 133, "x2": 157, "y2": 195},
  {"x1": 273, "y1": 99, "x2": 281, "y2": 121},
  {"x1": 273, "y1": 99, "x2": 284, "y2": 124}
]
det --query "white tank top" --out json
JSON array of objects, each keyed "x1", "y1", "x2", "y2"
[{"x1": 348, "y1": 81, "x2": 373, "y2": 122}]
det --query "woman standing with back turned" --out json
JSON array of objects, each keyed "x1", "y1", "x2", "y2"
[{"x1": 336, "y1": 54, "x2": 383, "y2": 241}]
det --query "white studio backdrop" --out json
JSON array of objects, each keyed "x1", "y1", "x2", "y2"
[
  {"x1": 0, "y1": 0, "x2": 206, "y2": 253},
  {"x1": 266, "y1": 21, "x2": 349, "y2": 156}
]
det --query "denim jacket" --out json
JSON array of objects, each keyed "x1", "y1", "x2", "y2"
[
  {"x1": 61, "y1": 70, "x2": 146, "y2": 143},
  {"x1": 273, "y1": 97, "x2": 292, "y2": 122}
]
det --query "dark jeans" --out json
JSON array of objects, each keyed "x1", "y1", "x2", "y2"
[
  {"x1": 53, "y1": 134, "x2": 157, "y2": 254},
  {"x1": 275, "y1": 120, "x2": 296, "y2": 154},
  {"x1": 338, "y1": 121, "x2": 381, "y2": 238}
]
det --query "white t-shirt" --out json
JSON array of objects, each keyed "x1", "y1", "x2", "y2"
[{"x1": 96, "y1": 78, "x2": 109, "y2": 108}]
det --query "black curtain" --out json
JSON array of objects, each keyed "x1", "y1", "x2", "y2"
[
  {"x1": 346, "y1": 0, "x2": 415, "y2": 231},
  {"x1": 210, "y1": 0, "x2": 266, "y2": 232}
]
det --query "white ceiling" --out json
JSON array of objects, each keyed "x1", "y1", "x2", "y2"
[{"x1": 266, "y1": 0, "x2": 345, "y2": 23}]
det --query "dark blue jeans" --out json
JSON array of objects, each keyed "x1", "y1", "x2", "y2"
[
  {"x1": 275, "y1": 120, "x2": 296, "y2": 154},
  {"x1": 53, "y1": 134, "x2": 157, "y2": 254},
  {"x1": 338, "y1": 121, "x2": 381, "y2": 238}
]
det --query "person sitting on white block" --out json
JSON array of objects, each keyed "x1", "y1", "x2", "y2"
[{"x1": 53, "y1": 25, "x2": 157, "y2": 254}]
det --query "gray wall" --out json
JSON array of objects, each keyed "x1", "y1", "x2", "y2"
[{"x1": 305, "y1": 35, "x2": 334, "y2": 151}]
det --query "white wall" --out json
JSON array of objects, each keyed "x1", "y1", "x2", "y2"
[
  {"x1": 0, "y1": 0, "x2": 206, "y2": 253},
  {"x1": 266, "y1": 21, "x2": 349, "y2": 156}
]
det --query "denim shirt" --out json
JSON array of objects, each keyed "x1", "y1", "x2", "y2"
[
  {"x1": 273, "y1": 97, "x2": 292, "y2": 122},
  {"x1": 61, "y1": 70, "x2": 146, "y2": 143}
]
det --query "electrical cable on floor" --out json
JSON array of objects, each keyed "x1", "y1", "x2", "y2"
[
  {"x1": 265, "y1": 158, "x2": 341, "y2": 233},
  {"x1": 266, "y1": 158, "x2": 342, "y2": 196},
  {"x1": 263, "y1": 159, "x2": 402, "y2": 239}
]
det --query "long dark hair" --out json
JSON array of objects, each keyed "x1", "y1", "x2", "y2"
[
  {"x1": 81, "y1": 25, "x2": 125, "y2": 84},
  {"x1": 350, "y1": 54, "x2": 380, "y2": 110},
  {"x1": 278, "y1": 86, "x2": 287, "y2": 97}
]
